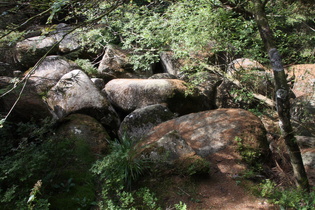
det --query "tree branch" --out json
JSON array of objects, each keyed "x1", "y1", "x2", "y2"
[{"x1": 218, "y1": 0, "x2": 253, "y2": 19}]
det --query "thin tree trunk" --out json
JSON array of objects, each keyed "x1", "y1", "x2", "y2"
[{"x1": 252, "y1": 0, "x2": 310, "y2": 191}]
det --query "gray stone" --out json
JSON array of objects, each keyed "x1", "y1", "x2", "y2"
[
  {"x1": 47, "y1": 70, "x2": 120, "y2": 130},
  {"x1": 118, "y1": 104, "x2": 175, "y2": 142}
]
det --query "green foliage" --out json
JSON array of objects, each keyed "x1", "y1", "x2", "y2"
[
  {"x1": 174, "y1": 201, "x2": 187, "y2": 210},
  {"x1": 47, "y1": 0, "x2": 70, "y2": 23},
  {"x1": 257, "y1": 180, "x2": 315, "y2": 210},
  {"x1": 77, "y1": 27, "x2": 118, "y2": 54},
  {"x1": 0, "y1": 119, "x2": 97, "y2": 209},
  {"x1": 74, "y1": 58, "x2": 98, "y2": 75},
  {"x1": 90, "y1": 135, "x2": 163, "y2": 209},
  {"x1": 91, "y1": 134, "x2": 149, "y2": 189},
  {"x1": 234, "y1": 136, "x2": 262, "y2": 172}
]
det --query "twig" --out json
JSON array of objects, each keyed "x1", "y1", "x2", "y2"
[{"x1": 176, "y1": 187, "x2": 191, "y2": 197}]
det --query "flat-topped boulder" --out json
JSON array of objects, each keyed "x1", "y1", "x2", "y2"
[{"x1": 104, "y1": 79, "x2": 214, "y2": 115}]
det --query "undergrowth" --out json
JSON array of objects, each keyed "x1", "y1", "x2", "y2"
[{"x1": 256, "y1": 179, "x2": 315, "y2": 210}]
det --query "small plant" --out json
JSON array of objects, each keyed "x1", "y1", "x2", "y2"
[
  {"x1": 52, "y1": 178, "x2": 75, "y2": 193},
  {"x1": 174, "y1": 201, "x2": 187, "y2": 210},
  {"x1": 91, "y1": 134, "x2": 149, "y2": 189},
  {"x1": 257, "y1": 180, "x2": 315, "y2": 210},
  {"x1": 235, "y1": 136, "x2": 262, "y2": 168},
  {"x1": 27, "y1": 180, "x2": 50, "y2": 210},
  {"x1": 74, "y1": 58, "x2": 98, "y2": 76}
]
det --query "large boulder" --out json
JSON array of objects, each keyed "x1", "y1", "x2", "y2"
[
  {"x1": 56, "y1": 114, "x2": 111, "y2": 155},
  {"x1": 141, "y1": 130, "x2": 211, "y2": 176},
  {"x1": 227, "y1": 58, "x2": 274, "y2": 98},
  {"x1": 1, "y1": 56, "x2": 80, "y2": 121},
  {"x1": 288, "y1": 64, "x2": 315, "y2": 136},
  {"x1": 46, "y1": 70, "x2": 120, "y2": 132},
  {"x1": 50, "y1": 23, "x2": 81, "y2": 54},
  {"x1": 286, "y1": 64, "x2": 315, "y2": 98},
  {"x1": 15, "y1": 36, "x2": 58, "y2": 68},
  {"x1": 104, "y1": 79, "x2": 214, "y2": 115},
  {"x1": 0, "y1": 76, "x2": 52, "y2": 121},
  {"x1": 227, "y1": 58, "x2": 266, "y2": 73},
  {"x1": 141, "y1": 108, "x2": 269, "y2": 158},
  {"x1": 118, "y1": 104, "x2": 175, "y2": 142},
  {"x1": 98, "y1": 45, "x2": 153, "y2": 78},
  {"x1": 28, "y1": 55, "x2": 80, "y2": 94}
]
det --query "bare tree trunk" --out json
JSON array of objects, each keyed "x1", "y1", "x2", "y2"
[{"x1": 252, "y1": 0, "x2": 310, "y2": 191}]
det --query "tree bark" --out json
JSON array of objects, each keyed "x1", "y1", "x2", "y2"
[{"x1": 252, "y1": 0, "x2": 310, "y2": 191}]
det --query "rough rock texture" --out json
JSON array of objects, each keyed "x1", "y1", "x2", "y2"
[
  {"x1": 104, "y1": 79, "x2": 213, "y2": 115},
  {"x1": 50, "y1": 24, "x2": 81, "y2": 54},
  {"x1": 141, "y1": 130, "x2": 210, "y2": 175},
  {"x1": 286, "y1": 64, "x2": 315, "y2": 98},
  {"x1": 160, "y1": 51, "x2": 180, "y2": 76},
  {"x1": 29, "y1": 55, "x2": 80, "y2": 94},
  {"x1": 15, "y1": 36, "x2": 58, "y2": 68},
  {"x1": 98, "y1": 44, "x2": 152, "y2": 78},
  {"x1": 47, "y1": 70, "x2": 120, "y2": 131},
  {"x1": 118, "y1": 104, "x2": 175, "y2": 142},
  {"x1": 56, "y1": 114, "x2": 111, "y2": 155},
  {"x1": 1, "y1": 56, "x2": 80, "y2": 121},
  {"x1": 90, "y1": 78, "x2": 105, "y2": 90},
  {"x1": 142, "y1": 108, "x2": 268, "y2": 158}
]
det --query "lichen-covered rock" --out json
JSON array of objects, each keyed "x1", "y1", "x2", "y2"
[
  {"x1": 47, "y1": 70, "x2": 120, "y2": 131},
  {"x1": 227, "y1": 58, "x2": 274, "y2": 99},
  {"x1": 1, "y1": 56, "x2": 80, "y2": 121},
  {"x1": 119, "y1": 104, "x2": 175, "y2": 142},
  {"x1": 56, "y1": 114, "x2": 111, "y2": 154},
  {"x1": 142, "y1": 108, "x2": 269, "y2": 158},
  {"x1": 288, "y1": 64, "x2": 315, "y2": 137},
  {"x1": 104, "y1": 79, "x2": 213, "y2": 115}
]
